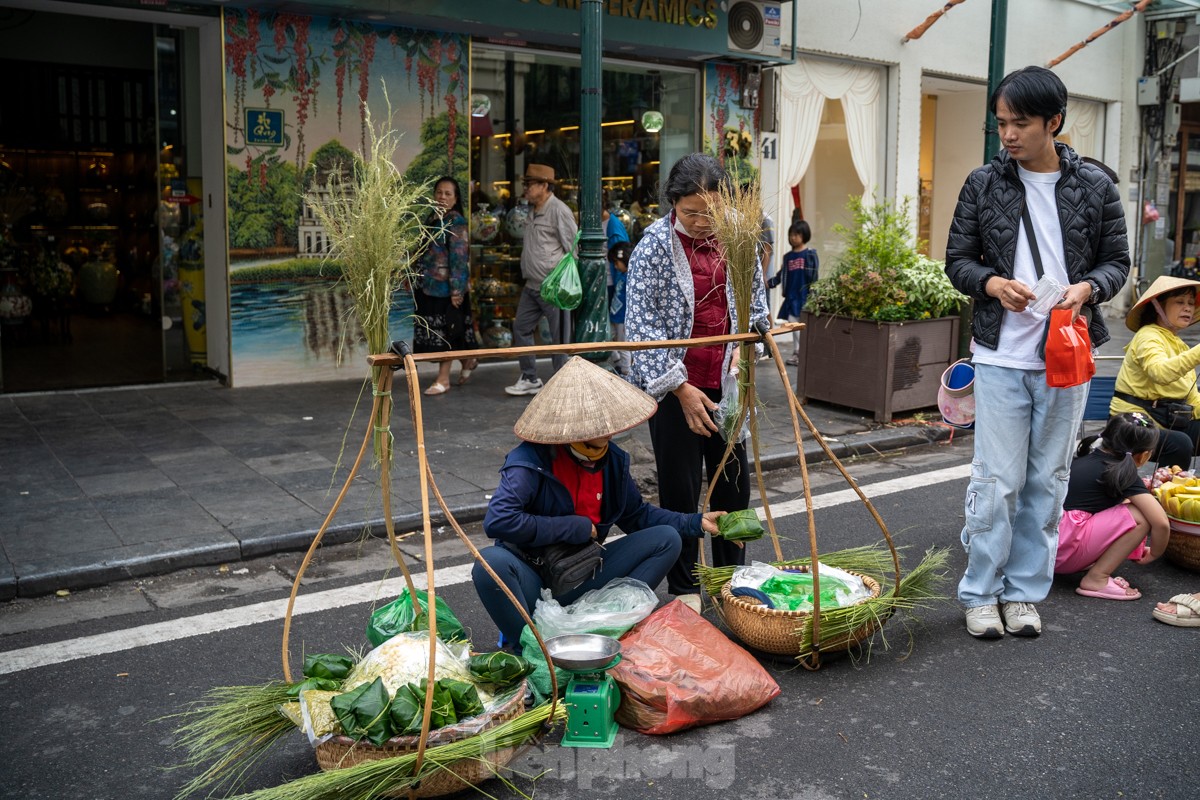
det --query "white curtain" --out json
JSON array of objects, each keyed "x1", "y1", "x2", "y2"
[
  {"x1": 778, "y1": 58, "x2": 883, "y2": 223},
  {"x1": 1061, "y1": 99, "x2": 1102, "y2": 160}
]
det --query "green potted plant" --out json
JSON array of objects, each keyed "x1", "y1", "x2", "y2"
[{"x1": 796, "y1": 195, "x2": 968, "y2": 422}]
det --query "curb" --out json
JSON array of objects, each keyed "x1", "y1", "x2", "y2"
[{"x1": 16, "y1": 425, "x2": 965, "y2": 598}]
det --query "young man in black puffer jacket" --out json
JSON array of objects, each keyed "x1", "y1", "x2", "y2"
[{"x1": 944, "y1": 66, "x2": 1130, "y2": 641}]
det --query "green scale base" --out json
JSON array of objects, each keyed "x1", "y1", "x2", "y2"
[{"x1": 560, "y1": 672, "x2": 620, "y2": 748}]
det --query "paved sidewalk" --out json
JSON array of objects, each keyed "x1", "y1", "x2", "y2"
[
  {"x1": 7, "y1": 303, "x2": 1169, "y2": 601},
  {"x1": 0, "y1": 337, "x2": 968, "y2": 598}
]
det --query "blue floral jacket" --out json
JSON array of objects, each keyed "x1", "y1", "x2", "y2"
[{"x1": 625, "y1": 214, "x2": 769, "y2": 400}]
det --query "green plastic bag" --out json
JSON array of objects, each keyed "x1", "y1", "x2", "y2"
[
  {"x1": 367, "y1": 588, "x2": 467, "y2": 647},
  {"x1": 539, "y1": 232, "x2": 582, "y2": 310},
  {"x1": 717, "y1": 508, "x2": 765, "y2": 542},
  {"x1": 469, "y1": 651, "x2": 533, "y2": 689},
  {"x1": 758, "y1": 571, "x2": 855, "y2": 612},
  {"x1": 329, "y1": 677, "x2": 393, "y2": 745}
]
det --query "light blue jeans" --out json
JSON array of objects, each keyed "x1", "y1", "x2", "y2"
[{"x1": 958, "y1": 363, "x2": 1087, "y2": 608}]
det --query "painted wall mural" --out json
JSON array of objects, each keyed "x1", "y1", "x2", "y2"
[
  {"x1": 704, "y1": 62, "x2": 759, "y2": 183},
  {"x1": 223, "y1": 9, "x2": 468, "y2": 386}
]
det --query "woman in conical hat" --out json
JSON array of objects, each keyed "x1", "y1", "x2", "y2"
[
  {"x1": 472, "y1": 357, "x2": 725, "y2": 649},
  {"x1": 1110, "y1": 275, "x2": 1200, "y2": 470}
]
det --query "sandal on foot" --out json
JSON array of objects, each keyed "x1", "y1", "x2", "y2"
[
  {"x1": 457, "y1": 358, "x2": 478, "y2": 385},
  {"x1": 1075, "y1": 576, "x2": 1141, "y2": 601},
  {"x1": 1152, "y1": 594, "x2": 1200, "y2": 627},
  {"x1": 424, "y1": 382, "x2": 450, "y2": 396}
]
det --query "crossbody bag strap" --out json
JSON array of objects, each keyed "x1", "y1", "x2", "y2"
[{"x1": 1020, "y1": 202, "x2": 1044, "y2": 280}]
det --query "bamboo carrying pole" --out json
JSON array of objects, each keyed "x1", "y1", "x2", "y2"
[{"x1": 278, "y1": 320, "x2": 904, "y2": 763}]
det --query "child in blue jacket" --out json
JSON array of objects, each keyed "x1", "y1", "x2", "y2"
[
  {"x1": 768, "y1": 219, "x2": 819, "y2": 364},
  {"x1": 473, "y1": 357, "x2": 724, "y2": 647}
]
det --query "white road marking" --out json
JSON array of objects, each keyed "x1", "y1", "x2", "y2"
[
  {"x1": 755, "y1": 463, "x2": 972, "y2": 521},
  {"x1": 0, "y1": 464, "x2": 971, "y2": 675}
]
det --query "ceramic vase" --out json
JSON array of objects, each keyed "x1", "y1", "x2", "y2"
[{"x1": 472, "y1": 203, "x2": 500, "y2": 244}]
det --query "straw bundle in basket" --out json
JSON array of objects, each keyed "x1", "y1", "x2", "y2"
[
  {"x1": 718, "y1": 569, "x2": 883, "y2": 656},
  {"x1": 313, "y1": 680, "x2": 530, "y2": 799},
  {"x1": 1165, "y1": 526, "x2": 1200, "y2": 573}
]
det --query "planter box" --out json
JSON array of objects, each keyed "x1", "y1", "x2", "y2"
[{"x1": 795, "y1": 311, "x2": 961, "y2": 423}]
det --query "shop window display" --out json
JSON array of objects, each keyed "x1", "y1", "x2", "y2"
[{"x1": 469, "y1": 45, "x2": 696, "y2": 345}]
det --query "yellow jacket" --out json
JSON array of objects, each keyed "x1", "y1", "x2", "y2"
[{"x1": 1110, "y1": 323, "x2": 1200, "y2": 420}]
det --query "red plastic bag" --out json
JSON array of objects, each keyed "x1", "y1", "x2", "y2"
[
  {"x1": 1044, "y1": 308, "x2": 1095, "y2": 388},
  {"x1": 610, "y1": 600, "x2": 780, "y2": 735}
]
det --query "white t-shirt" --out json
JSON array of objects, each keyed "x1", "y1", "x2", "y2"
[{"x1": 972, "y1": 165, "x2": 1069, "y2": 369}]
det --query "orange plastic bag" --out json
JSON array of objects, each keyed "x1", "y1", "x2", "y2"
[
  {"x1": 610, "y1": 600, "x2": 780, "y2": 735},
  {"x1": 1044, "y1": 308, "x2": 1095, "y2": 388}
]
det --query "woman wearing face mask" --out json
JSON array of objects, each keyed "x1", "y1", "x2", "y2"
[
  {"x1": 1110, "y1": 276, "x2": 1200, "y2": 470},
  {"x1": 623, "y1": 153, "x2": 770, "y2": 611},
  {"x1": 473, "y1": 357, "x2": 724, "y2": 648}
]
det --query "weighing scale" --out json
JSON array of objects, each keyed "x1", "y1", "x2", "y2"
[{"x1": 544, "y1": 634, "x2": 622, "y2": 748}]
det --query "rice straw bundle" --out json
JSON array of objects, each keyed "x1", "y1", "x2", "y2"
[
  {"x1": 305, "y1": 88, "x2": 432, "y2": 465},
  {"x1": 169, "y1": 681, "x2": 298, "y2": 799},
  {"x1": 787, "y1": 547, "x2": 950, "y2": 662},
  {"x1": 707, "y1": 177, "x2": 761, "y2": 339},
  {"x1": 221, "y1": 702, "x2": 565, "y2": 800},
  {"x1": 702, "y1": 175, "x2": 764, "y2": 459},
  {"x1": 170, "y1": 680, "x2": 561, "y2": 800}
]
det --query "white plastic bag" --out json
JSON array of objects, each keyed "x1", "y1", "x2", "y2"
[
  {"x1": 533, "y1": 577, "x2": 658, "y2": 638},
  {"x1": 729, "y1": 561, "x2": 784, "y2": 591}
]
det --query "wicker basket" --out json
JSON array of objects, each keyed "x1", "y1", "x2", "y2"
[
  {"x1": 313, "y1": 680, "x2": 531, "y2": 798},
  {"x1": 1166, "y1": 522, "x2": 1200, "y2": 573},
  {"x1": 718, "y1": 569, "x2": 883, "y2": 656}
]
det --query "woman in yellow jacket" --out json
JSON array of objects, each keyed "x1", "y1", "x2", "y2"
[{"x1": 1110, "y1": 276, "x2": 1200, "y2": 469}]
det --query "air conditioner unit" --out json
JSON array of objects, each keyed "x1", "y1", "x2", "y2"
[{"x1": 727, "y1": 0, "x2": 782, "y2": 59}]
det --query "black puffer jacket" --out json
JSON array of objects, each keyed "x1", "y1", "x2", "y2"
[{"x1": 944, "y1": 142, "x2": 1130, "y2": 350}]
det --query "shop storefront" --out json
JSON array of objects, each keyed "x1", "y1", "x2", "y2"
[
  {"x1": 0, "y1": 0, "x2": 785, "y2": 392},
  {"x1": 0, "y1": 4, "x2": 226, "y2": 393},
  {"x1": 467, "y1": 45, "x2": 699, "y2": 349}
]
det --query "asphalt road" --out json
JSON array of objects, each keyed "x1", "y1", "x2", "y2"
[{"x1": 1, "y1": 441, "x2": 1197, "y2": 800}]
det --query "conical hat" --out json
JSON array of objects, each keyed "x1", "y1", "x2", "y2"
[
  {"x1": 1125, "y1": 275, "x2": 1200, "y2": 332},
  {"x1": 512, "y1": 356, "x2": 657, "y2": 443}
]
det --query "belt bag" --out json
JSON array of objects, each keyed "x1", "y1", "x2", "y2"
[
  {"x1": 1115, "y1": 391, "x2": 1193, "y2": 431},
  {"x1": 532, "y1": 540, "x2": 605, "y2": 596}
]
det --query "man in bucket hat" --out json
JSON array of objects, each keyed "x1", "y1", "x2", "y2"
[
  {"x1": 505, "y1": 163, "x2": 578, "y2": 396},
  {"x1": 944, "y1": 66, "x2": 1130, "y2": 640},
  {"x1": 474, "y1": 357, "x2": 725, "y2": 648},
  {"x1": 1109, "y1": 275, "x2": 1200, "y2": 470}
]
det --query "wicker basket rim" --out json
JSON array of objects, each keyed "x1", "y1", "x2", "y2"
[{"x1": 719, "y1": 569, "x2": 882, "y2": 618}]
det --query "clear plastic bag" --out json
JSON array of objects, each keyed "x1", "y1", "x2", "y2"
[
  {"x1": 729, "y1": 561, "x2": 782, "y2": 591},
  {"x1": 713, "y1": 361, "x2": 750, "y2": 443},
  {"x1": 532, "y1": 577, "x2": 658, "y2": 638}
]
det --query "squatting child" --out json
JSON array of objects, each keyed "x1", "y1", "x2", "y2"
[{"x1": 1056, "y1": 412, "x2": 1169, "y2": 601}]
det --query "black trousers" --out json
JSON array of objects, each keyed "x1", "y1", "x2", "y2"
[
  {"x1": 649, "y1": 389, "x2": 750, "y2": 595},
  {"x1": 1154, "y1": 420, "x2": 1200, "y2": 471}
]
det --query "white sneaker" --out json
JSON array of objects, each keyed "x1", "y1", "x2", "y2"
[
  {"x1": 964, "y1": 604, "x2": 1004, "y2": 639},
  {"x1": 1000, "y1": 601, "x2": 1042, "y2": 637},
  {"x1": 675, "y1": 594, "x2": 703, "y2": 614},
  {"x1": 504, "y1": 377, "x2": 543, "y2": 396}
]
